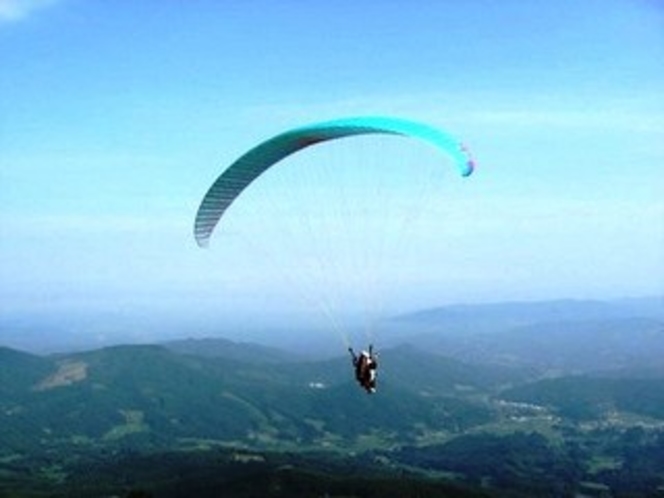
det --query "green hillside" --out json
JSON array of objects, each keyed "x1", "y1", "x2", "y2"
[
  {"x1": 502, "y1": 376, "x2": 664, "y2": 421},
  {"x1": 0, "y1": 344, "x2": 508, "y2": 456},
  {"x1": 2, "y1": 340, "x2": 664, "y2": 497}
]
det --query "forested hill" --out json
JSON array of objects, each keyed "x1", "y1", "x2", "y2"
[
  {"x1": 163, "y1": 336, "x2": 303, "y2": 363},
  {"x1": 0, "y1": 343, "x2": 521, "y2": 452},
  {"x1": 2, "y1": 339, "x2": 664, "y2": 497}
]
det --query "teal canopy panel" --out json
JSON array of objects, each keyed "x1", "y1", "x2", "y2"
[{"x1": 194, "y1": 116, "x2": 475, "y2": 247}]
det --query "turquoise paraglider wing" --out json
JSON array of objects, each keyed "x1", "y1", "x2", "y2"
[{"x1": 194, "y1": 116, "x2": 475, "y2": 247}]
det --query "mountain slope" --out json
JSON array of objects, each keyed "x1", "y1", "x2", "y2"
[
  {"x1": 389, "y1": 310, "x2": 664, "y2": 374},
  {"x1": 0, "y1": 346, "x2": 54, "y2": 394},
  {"x1": 163, "y1": 336, "x2": 303, "y2": 363},
  {"x1": 1, "y1": 343, "x2": 516, "y2": 455},
  {"x1": 2, "y1": 337, "x2": 664, "y2": 497},
  {"x1": 501, "y1": 375, "x2": 664, "y2": 421}
]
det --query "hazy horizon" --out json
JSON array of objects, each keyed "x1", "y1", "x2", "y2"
[{"x1": 2, "y1": 294, "x2": 662, "y2": 357}]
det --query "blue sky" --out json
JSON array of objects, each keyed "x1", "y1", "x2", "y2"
[{"x1": 1, "y1": 0, "x2": 663, "y2": 344}]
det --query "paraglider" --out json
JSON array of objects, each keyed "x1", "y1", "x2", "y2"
[
  {"x1": 194, "y1": 116, "x2": 474, "y2": 248},
  {"x1": 349, "y1": 345, "x2": 378, "y2": 393},
  {"x1": 194, "y1": 116, "x2": 475, "y2": 393}
]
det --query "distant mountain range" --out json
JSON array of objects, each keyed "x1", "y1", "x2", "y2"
[
  {"x1": 2, "y1": 329, "x2": 664, "y2": 497},
  {"x1": 392, "y1": 297, "x2": 664, "y2": 329},
  {"x1": 384, "y1": 297, "x2": 664, "y2": 374},
  {"x1": 2, "y1": 297, "x2": 661, "y2": 357}
]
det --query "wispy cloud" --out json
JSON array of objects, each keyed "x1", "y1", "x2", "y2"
[{"x1": 0, "y1": 0, "x2": 59, "y2": 23}]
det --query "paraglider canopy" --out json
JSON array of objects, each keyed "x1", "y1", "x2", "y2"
[{"x1": 194, "y1": 116, "x2": 475, "y2": 247}]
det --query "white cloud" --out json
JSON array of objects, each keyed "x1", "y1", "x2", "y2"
[{"x1": 0, "y1": 0, "x2": 59, "y2": 23}]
